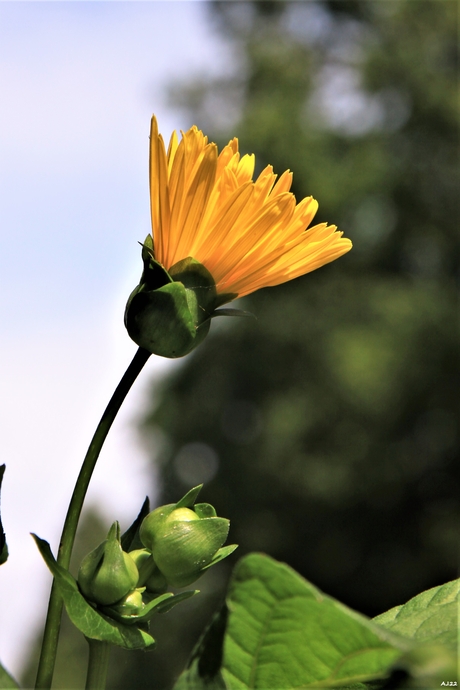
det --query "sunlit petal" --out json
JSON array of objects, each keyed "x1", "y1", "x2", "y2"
[{"x1": 148, "y1": 116, "x2": 352, "y2": 300}]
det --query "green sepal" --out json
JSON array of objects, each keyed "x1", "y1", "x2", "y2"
[
  {"x1": 103, "y1": 589, "x2": 199, "y2": 626},
  {"x1": 32, "y1": 535, "x2": 155, "y2": 650},
  {"x1": 152, "y1": 589, "x2": 199, "y2": 614},
  {"x1": 139, "y1": 235, "x2": 172, "y2": 290},
  {"x1": 140, "y1": 234, "x2": 155, "y2": 264},
  {"x1": 121, "y1": 496, "x2": 150, "y2": 552},
  {"x1": 175, "y1": 485, "x2": 203, "y2": 509},
  {"x1": 194, "y1": 503, "x2": 217, "y2": 519},
  {"x1": 200, "y1": 544, "x2": 239, "y2": 571},
  {"x1": 0, "y1": 465, "x2": 8, "y2": 566},
  {"x1": 214, "y1": 292, "x2": 238, "y2": 309},
  {"x1": 212, "y1": 308, "x2": 255, "y2": 319}
]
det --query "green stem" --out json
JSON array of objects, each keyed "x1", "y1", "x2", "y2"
[
  {"x1": 35, "y1": 347, "x2": 151, "y2": 689},
  {"x1": 85, "y1": 640, "x2": 111, "y2": 690}
]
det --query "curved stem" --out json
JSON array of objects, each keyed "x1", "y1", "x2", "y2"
[
  {"x1": 35, "y1": 347, "x2": 151, "y2": 689},
  {"x1": 85, "y1": 640, "x2": 111, "y2": 690}
]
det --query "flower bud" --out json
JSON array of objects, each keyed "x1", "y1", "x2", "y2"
[
  {"x1": 144, "y1": 566, "x2": 168, "y2": 593},
  {"x1": 124, "y1": 238, "x2": 218, "y2": 358},
  {"x1": 108, "y1": 588, "x2": 145, "y2": 617},
  {"x1": 129, "y1": 548, "x2": 167, "y2": 593},
  {"x1": 78, "y1": 522, "x2": 139, "y2": 606},
  {"x1": 139, "y1": 500, "x2": 230, "y2": 588}
]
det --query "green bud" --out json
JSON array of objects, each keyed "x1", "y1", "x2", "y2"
[
  {"x1": 139, "y1": 498, "x2": 230, "y2": 588},
  {"x1": 129, "y1": 548, "x2": 167, "y2": 593},
  {"x1": 78, "y1": 522, "x2": 139, "y2": 606},
  {"x1": 138, "y1": 504, "x2": 173, "y2": 549},
  {"x1": 144, "y1": 566, "x2": 168, "y2": 593},
  {"x1": 128, "y1": 548, "x2": 156, "y2": 585},
  {"x1": 124, "y1": 238, "x2": 219, "y2": 358},
  {"x1": 108, "y1": 588, "x2": 145, "y2": 617}
]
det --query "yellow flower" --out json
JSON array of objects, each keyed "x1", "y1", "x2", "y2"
[
  {"x1": 125, "y1": 116, "x2": 352, "y2": 358},
  {"x1": 149, "y1": 115, "x2": 351, "y2": 300}
]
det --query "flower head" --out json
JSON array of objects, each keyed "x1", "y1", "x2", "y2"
[
  {"x1": 149, "y1": 115, "x2": 351, "y2": 300},
  {"x1": 125, "y1": 116, "x2": 352, "y2": 358}
]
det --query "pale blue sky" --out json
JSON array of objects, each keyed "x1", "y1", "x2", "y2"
[
  {"x1": 0, "y1": 1, "x2": 233, "y2": 676},
  {"x1": 1, "y1": 1, "x2": 234, "y2": 328}
]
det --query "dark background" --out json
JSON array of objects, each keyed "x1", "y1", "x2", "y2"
[{"x1": 23, "y1": 2, "x2": 459, "y2": 688}]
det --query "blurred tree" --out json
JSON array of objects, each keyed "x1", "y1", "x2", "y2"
[
  {"x1": 153, "y1": 0, "x2": 459, "y2": 607},
  {"x1": 132, "y1": 1, "x2": 458, "y2": 687},
  {"x1": 22, "y1": 2, "x2": 458, "y2": 688}
]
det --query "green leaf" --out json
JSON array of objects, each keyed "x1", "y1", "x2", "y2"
[
  {"x1": 32, "y1": 535, "x2": 155, "y2": 650},
  {"x1": 370, "y1": 580, "x2": 460, "y2": 688},
  {"x1": 174, "y1": 559, "x2": 459, "y2": 690},
  {"x1": 379, "y1": 643, "x2": 458, "y2": 690},
  {"x1": 121, "y1": 496, "x2": 150, "y2": 552},
  {"x1": 221, "y1": 554, "x2": 405, "y2": 689},
  {"x1": 174, "y1": 554, "x2": 406, "y2": 690},
  {"x1": 373, "y1": 579, "x2": 459, "y2": 653},
  {"x1": 0, "y1": 465, "x2": 8, "y2": 566},
  {"x1": 0, "y1": 661, "x2": 19, "y2": 689}
]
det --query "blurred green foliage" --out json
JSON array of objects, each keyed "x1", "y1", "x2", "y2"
[
  {"x1": 23, "y1": 1, "x2": 458, "y2": 688},
  {"x1": 153, "y1": 0, "x2": 459, "y2": 596},
  {"x1": 137, "y1": 1, "x2": 458, "y2": 687}
]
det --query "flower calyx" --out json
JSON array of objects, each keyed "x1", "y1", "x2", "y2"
[{"x1": 125, "y1": 236, "x2": 223, "y2": 358}]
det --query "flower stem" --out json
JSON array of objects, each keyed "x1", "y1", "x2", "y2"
[
  {"x1": 35, "y1": 347, "x2": 151, "y2": 689},
  {"x1": 85, "y1": 640, "x2": 111, "y2": 690}
]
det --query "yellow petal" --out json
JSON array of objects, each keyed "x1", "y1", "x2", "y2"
[
  {"x1": 149, "y1": 117, "x2": 170, "y2": 265},
  {"x1": 148, "y1": 117, "x2": 352, "y2": 300}
]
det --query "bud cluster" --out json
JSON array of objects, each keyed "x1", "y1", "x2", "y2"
[{"x1": 77, "y1": 486, "x2": 237, "y2": 623}]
